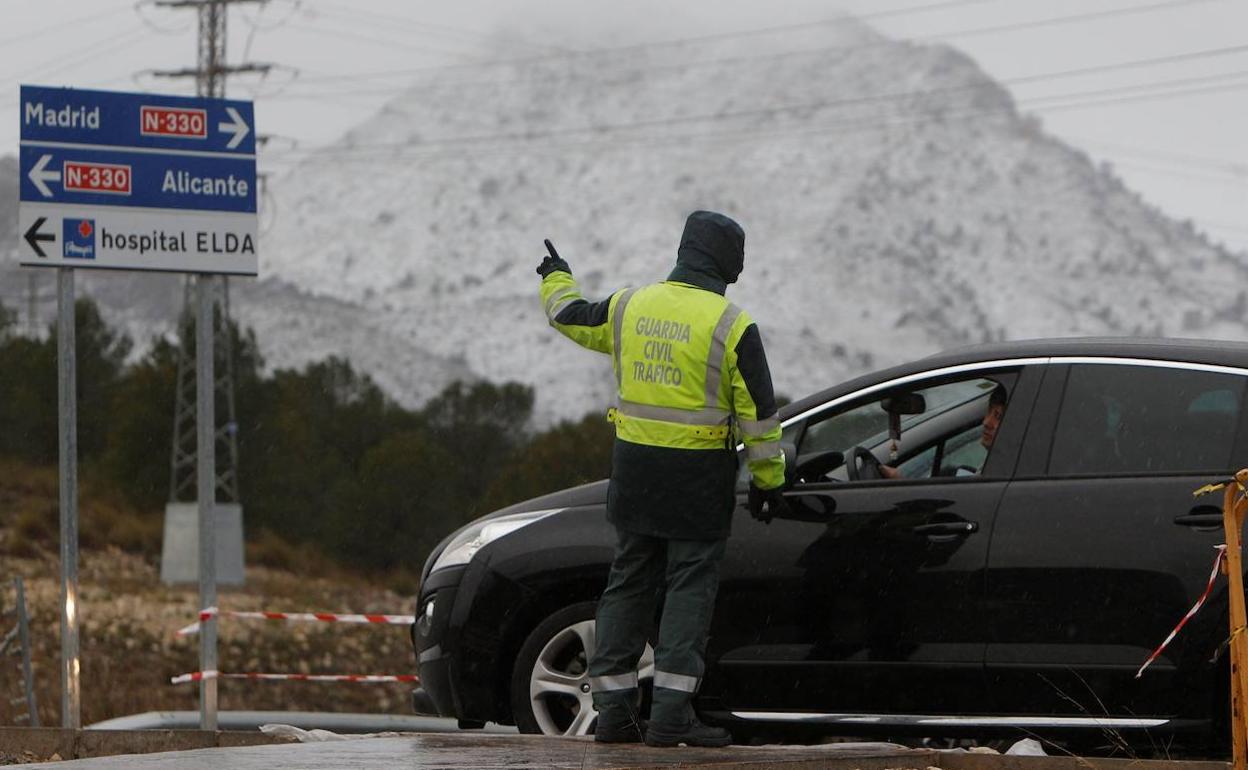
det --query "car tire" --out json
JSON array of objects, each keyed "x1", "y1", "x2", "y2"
[{"x1": 509, "y1": 601, "x2": 654, "y2": 736}]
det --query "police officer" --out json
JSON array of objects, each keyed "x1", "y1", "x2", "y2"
[{"x1": 537, "y1": 211, "x2": 788, "y2": 748}]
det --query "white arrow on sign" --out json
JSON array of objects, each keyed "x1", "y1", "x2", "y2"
[
  {"x1": 28, "y1": 154, "x2": 61, "y2": 198},
  {"x1": 218, "y1": 107, "x2": 250, "y2": 150}
]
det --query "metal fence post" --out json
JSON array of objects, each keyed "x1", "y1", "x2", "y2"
[{"x1": 15, "y1": 577, "x2": 39, "y2": 727}]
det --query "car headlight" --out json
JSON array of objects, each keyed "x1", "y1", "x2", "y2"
[{"x1": 428, "y1": 509, "x2": 562, "y2": 574}]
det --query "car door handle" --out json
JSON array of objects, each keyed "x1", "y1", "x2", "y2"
[
  {"x1": 912, "y1": 521, "x2": 978, "y2": 536},
  {"x1": 1174, "y1": 506, "x2": 1223, "y2": 529}
]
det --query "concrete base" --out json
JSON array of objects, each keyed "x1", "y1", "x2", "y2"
[{"x1": 0, "y1": 727, "x2": 291, "y2": 765}]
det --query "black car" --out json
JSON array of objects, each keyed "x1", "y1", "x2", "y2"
[{"x1": 411, "y1": 338, "x2": 1248, "y2": 751}]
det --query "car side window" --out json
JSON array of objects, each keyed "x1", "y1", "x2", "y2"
[
  {"x1": 797, "y1": 376, "x2": 1010, "y2": 482},
  {"x1": 1048, "y1": 364, "x2": 1246, "y2": 475}
]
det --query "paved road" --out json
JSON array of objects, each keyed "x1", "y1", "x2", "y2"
[{"x1": 13, "y1": 734, "x2": 928, "y2": 770}]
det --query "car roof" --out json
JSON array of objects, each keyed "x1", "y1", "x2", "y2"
[{"x1": 779, "y1": 336, "x2": 1248, "y2": 421}]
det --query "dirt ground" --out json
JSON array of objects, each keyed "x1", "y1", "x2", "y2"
[{"x1": 0, "y1": 544, "x2": 418, "y2": 729}]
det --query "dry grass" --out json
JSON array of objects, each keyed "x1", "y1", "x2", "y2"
[{"x1": 0, "y1": 457, "x2": 419, "y2": 727}]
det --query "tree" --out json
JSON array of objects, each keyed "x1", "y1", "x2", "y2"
[
  {"x1": 0, "y1": 297, "x2": 128, "y2": 464},
  {"x1": 100, "y1": 339, "x2": 177, "y2": 510},
  {"x1": 0, "y1": 300, "x2": 14, "y2": 339},
  {"x1": 239, "y1": 357, "x2": 416, "y2": 546},
  {"x1": 421, "y1": 381, "x2": 535, "y2": 515},
  {"x1": 0, "y1": 330, "x2": 56, "y2": 461},
  {"x1": 325, "y1": 429, "x2": 460, "y2": 572},
  {"x1": 479, "y1": 413, "x2": 614, "y2": 513},
  {"x1": 63, "y1": 299, "x2": 132, "y2": 459}
]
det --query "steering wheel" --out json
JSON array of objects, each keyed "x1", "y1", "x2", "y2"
[{"x1": 847, "y1": 446, "x2": 884, "y2": 481}]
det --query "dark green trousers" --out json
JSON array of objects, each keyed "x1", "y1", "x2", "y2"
[{"x1": 588, "y1": 528, "x2": 727, "y2": 727}]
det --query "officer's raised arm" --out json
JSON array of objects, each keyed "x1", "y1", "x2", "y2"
[{"x1": 537, "y1": 238, "x2": 620, "y2": 355}]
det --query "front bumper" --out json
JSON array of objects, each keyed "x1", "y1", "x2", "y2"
[
  {"x1": 410, "y1": 685, "x2": 441, "y2": 717},
  {"x1": 413, "y1": 576, "x2": 461, "y2": 718}
]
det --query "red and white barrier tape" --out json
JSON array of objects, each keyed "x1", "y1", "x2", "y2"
[
  {"x1": 177, "y1": 606, "x2": 415, "y2": 637},
  {"x1": 1135, "y1": 544, "x2": 1227, "y2": 679},
  {"x1": 171, "y1": 670, "x2": 418, "y2": 685},
  {"x1": 172, "y1": 670, "x2": 218, "y2": 684}
]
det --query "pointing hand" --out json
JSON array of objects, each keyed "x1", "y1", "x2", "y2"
[{"x1": 537, "y1": 238, "x2": 571, "y2": 278}]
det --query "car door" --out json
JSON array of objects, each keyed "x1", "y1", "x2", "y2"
[
  {"x1": 706, "y1": 364, "x2": 1043, "y2": 717},
  {"x1": 985, "y1": 360, "x2": 1248, "y2": 722}
]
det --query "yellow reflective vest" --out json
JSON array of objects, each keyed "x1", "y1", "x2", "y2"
[{"x1": 541, "y1": 271, "x2": 785, "y2": 492}]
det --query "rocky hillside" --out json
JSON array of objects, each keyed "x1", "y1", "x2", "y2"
[{"x1": 3, "y1": 16, "x2": 1243, "y2": 422}]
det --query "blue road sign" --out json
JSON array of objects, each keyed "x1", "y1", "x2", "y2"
[
  {"x1": 21, "y1": 85, "x2": 255, "y2": 155},
  {"x1": 17, "y1": 85, "x2": 258, "y2": 275},
  {"x1": 19, "y1": 146, "x2": 257, "y2": 213}
]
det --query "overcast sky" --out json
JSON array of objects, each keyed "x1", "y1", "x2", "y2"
[{"x1": 6, "y1": 0, "x2": 1247, "y2": 252}]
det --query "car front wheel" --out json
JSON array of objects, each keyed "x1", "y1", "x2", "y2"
[{"x1": 509, "y1": 601, "x2": 654, "y2": 736}]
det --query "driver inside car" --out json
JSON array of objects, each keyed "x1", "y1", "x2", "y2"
[{"x1": 879, "y1": 384, "x2": 1007, "y2": 479}]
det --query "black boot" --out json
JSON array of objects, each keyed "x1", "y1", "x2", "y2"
[
  {"x1": 593, "y1": 716, "x2": 644, "y2": 743},
  {"x1": 643, "y1": 717, "x2": 731, "y2": 748}
]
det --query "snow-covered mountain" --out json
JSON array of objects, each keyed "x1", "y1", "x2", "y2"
[{"x1": 5, "y1": 17, "x2": 1244, "y2": 423}]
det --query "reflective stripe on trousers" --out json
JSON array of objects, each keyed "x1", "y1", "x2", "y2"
[
  {"x1": 589, "y1": 672, "x2": 639, "y2": 693},
  {"x1": 652, "y1": 670, "x2": 699, "y2": 693}
]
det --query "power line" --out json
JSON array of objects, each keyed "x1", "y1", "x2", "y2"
[
  {"x1": 259, "y1": 0, "x2": 1008, "y2": 88},
  {"x1": 1110, "y1": 158, "x2": 1248, "y2": 185},
  {"x1": 1027, "y1": 68, "x2": 1248, "y2": 105},
  {"x1": 1004, "y1": 42, "x2": 1248, "y2": 87},
  {"x1": 282, "y1": 21, "x2": 486, "y2": 61},
  {"x1": 596, "y1": 0, "x2": 995, "y2": 52},
  {"x1": 231, "y1": 1, "x2": 1248, "y2": 178},
  {"x1": 236, "y1": 0, "x2": 302, "y2": 32},
  {"x1": 915, "y1": 0, "x2": 1225, "y2": 43},
  {"x1": 0, "y1": 25, "x2": 152, "y2": 90},
  {"x1": 1031, "y1": 78, "x2": 1248, "y2": 113},
  {"x1": 1066, "y1": 138, "x2": 1248, "y2": 177},
  {"x1": 309, "y1": 0, "x2": 565, "y2": 54},
  {"x1": 261, "y1": 65, "x2": 1248, "y2": 161},
  {"x1": 272, "y1": 40, "x2": 1248, "y2": 106},
  {"x1": 0, "y1": 4, "x2": 132, "y2": 48},
  {"x1": 278, "y1": 0, "x2": 1227, "y2": 90},
  {"x1": 273, "y1": 1, "x2": 1242, "y2": 109},
  {"x1": 134, "y1": 0, "x2": 198, "y2": 33},
  {"x1": 263, "y1": 107, "x2": 1239, "y2": 178}
]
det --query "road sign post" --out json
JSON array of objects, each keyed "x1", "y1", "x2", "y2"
[
  {"x1": 57, "y1": 268, "x2": 79, "y2": 729},
  {"x1": 18, "y1": 85, "x2": 258, "y2": 731},
  {"x1": 197, "y1": 276, "x2": 218, "y2": 730}
]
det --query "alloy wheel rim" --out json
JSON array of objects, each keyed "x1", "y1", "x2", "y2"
[{"x1": 528, "y1": 618, "x2": 654, "y2": 736}]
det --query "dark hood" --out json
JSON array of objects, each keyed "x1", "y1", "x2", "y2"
[{"x1": 667, "y1": 210, "x2": 745, "y2": 295}]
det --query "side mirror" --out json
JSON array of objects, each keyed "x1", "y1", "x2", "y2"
[
  {"x1": 793, "y1": 449, "x2": 844, "y2": 485},
  {"x1": 881, "y1": 393, "x2": 926, "y2": 443}
]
